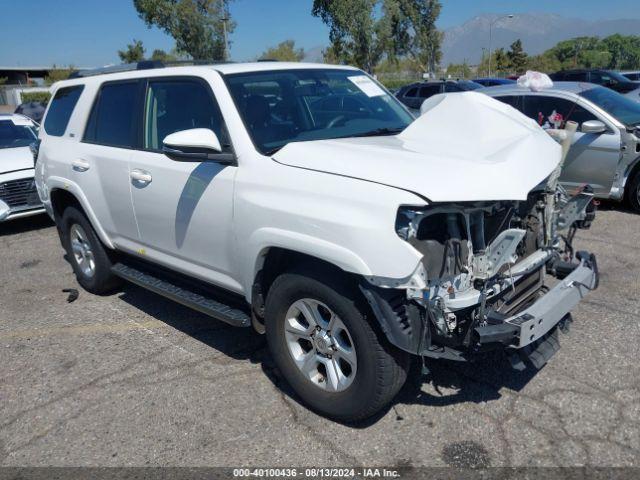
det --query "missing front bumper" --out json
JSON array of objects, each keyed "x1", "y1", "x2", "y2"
[{"x1": 475, "y1": 251, "x2": 598, "y2": 350}]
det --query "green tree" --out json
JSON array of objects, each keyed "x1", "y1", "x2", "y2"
[
  {"x1": 383, "y1": 0, "x2": 443, "y2": 74},
  {"x1": 0, "y1": 77, "x2": 7, "y2": 85},
  {"x1": 44, "y1": 66, "x2": 76, "y2": 86},
  {"x1": 134, "y1": 0, "x2": 234, "y2": 61},
  {"x1": 259, "y1": 40, "x2": 305, "y2": 62},
  {"x1": 601, "y1": 34, "x2": 640, "y2": 69},
  {"x1": 507, "y1": 39, "x2": 528, "y2": 74},
  {"x1": 150, "y1": 49, "x2": 179, "y2": 62},
  {"x1": 446, "y1": 61, "x2": 471, "y2": 79},
  {"x1": 477, "y1": 47, "x2": 510, "y2": 76},
  {"x1": 312, "y1": 0, "x2": 381, "y2": 72},
  {"x1": 118, "y1": 39, "x2": 146, "y2": 63},
  {"x1": 313, "y1": 0, "x2": 442, "y2": 73}
]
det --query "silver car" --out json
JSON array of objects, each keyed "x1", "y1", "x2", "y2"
[{"x1": 483, "y1": 82, "x2": 640, "y2": 211}]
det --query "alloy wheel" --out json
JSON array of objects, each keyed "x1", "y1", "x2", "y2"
[
  {"x1": 284, "y1": 298, "x2": 357, "y2": 392},
  {"x1": 69, "y1": 223, "x2": 96, "y2": 278}
]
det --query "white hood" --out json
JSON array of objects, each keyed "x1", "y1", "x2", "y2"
[
  {"x1": 273, "y1": 92, "x2": 561, "y2": 202},
  {"x1": 0, "y1": 146, "x2": 34, "y2": 174}
]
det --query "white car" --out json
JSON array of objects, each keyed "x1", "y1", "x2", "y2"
[
  {"x1": 0, "y1": 114, "x2": 45, "y2": 221},
  {"x1": 36, "y1": 62, "x2": 598, "y2": 421}
]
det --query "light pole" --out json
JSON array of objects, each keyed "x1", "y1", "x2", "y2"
[{"x1": 489, "y1": 14, "x2": 514, "y2": 77}]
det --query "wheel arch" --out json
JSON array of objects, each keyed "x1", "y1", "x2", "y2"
[
  {"x1": 250, "y1": 245, "x2": 363, "y2": 318},
  {"x1": 48, "y1": 184, "x2": 114, "y2": 249}
]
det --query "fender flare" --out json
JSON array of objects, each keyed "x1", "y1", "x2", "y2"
[
  {"x1": 243, "y1": 227, "x2": 373, "y2": 302},
  {"x1": 46, "y1": 176, "x2": 115, "y2": 249}
]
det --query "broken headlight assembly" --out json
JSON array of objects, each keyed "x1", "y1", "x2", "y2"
[{"x1": 392, "y1": 186, "x2": 595, "y2": 351}]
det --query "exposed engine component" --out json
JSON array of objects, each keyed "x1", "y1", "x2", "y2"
[{"x1": 392, "y1": 182, "x2": 595, "y2": 350}]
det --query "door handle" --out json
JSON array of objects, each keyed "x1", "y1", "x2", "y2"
[
  {"x1": 72, "y1": 159, "x2": 90, "y2": 172},
  {"x1": 130, "y1": 169, "x2": 152, "y2": 184}
]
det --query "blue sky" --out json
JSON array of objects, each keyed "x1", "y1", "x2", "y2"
[{"x1": 1, "y1": 0, "x2": 637, "y2": 67}]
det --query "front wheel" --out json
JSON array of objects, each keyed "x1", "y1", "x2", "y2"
[{"x1": 265, "y1": 270, "x2": 409, "y2": 422}]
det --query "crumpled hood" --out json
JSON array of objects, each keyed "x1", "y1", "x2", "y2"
[
  {"x1": 273, "y1": 92, "x2": 561, "y2": 202},
  {"x1": 0, "y1": 146, "x2": 34, "y2": 174}
]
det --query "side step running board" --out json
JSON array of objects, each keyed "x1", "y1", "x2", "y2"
[{"x1": 111, "y1": 263, "x2": 251, "y2": 327}]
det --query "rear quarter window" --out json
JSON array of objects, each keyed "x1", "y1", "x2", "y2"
[{"x1": 43, "y1": 85, "x2": 84, "y2": 136}]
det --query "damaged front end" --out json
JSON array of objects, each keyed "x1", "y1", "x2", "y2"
[{"x1": 361, "y1": 182, "x2": 599, "y2": 370}]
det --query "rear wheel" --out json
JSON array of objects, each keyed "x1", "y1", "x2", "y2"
[
  {"x1": 265, "y1": 269, "x2": 409, "y2": 421},
  {"x1": 60, "y1": 206, "x2": 120, "y2": 294},
  {"x1": 626, "y1": 171, "x2": 640, "y2": 213}
]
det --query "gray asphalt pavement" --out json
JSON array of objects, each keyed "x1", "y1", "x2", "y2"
[{"x1": 0, "y1": 207, "x2": 638, "y2": 468}]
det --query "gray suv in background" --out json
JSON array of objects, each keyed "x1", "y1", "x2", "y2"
[{"x1": 483, "y1": 82, "x2": 640, "y2": 211}]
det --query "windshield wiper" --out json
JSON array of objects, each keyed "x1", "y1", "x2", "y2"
[{"x1": 350, "y1": 127, "x2": 405, "y2": 138}]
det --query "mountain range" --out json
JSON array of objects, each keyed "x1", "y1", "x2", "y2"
[
  {"x1": 303, "y1": 13, "x2": 640, "y2": 66},
  {"x1": 442, "y1": 13, "x2": 640, "y2": 65}
]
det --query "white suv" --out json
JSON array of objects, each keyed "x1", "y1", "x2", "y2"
[{"x1": 36, "y1": 62, "x2": 598, "y2": 421}]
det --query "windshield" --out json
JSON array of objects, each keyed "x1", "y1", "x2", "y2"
[
  {"x1": 606, "y1": 70, "x2": 635, "y2": 84},
  {"x1": 457, "y1": 81, "x2": 483, "y2": 91},
  {"x1": 579, "y1": 87, "x2": 640, "y2": 127},
  {"x1": 0, "y1": 120, "x2": 38, "y2": 149},
  {"x1": 225, "y1": 69, "x2": 413, "y2": 154}
]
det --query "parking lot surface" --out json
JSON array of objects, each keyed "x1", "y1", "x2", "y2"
[{"x1": 0, "y1": 207, "x2": 639, "y2": 468}]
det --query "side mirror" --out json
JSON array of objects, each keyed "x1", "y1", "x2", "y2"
[
  {"x1": 162, "y1": 128, "x2": 235, "y2": 165},
  {"x1": 581, "y1": 120, "x2": 606, "y2": 134}
]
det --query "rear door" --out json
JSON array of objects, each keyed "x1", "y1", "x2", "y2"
[
  {"x1": 76, "y1": 80, "x2": 141, "y2": 243},
  {"x1": 127, "y1": 76, "x2": 239, "y2": 290},
  {"x1": 522, "y1": 94, "x2": 621, "y2": 195}
]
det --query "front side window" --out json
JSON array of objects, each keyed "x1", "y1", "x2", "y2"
[
  {"x1": 0, "y1": 120, "x2": 37, "y2": 149},
  {"x1": 523, "y1": 95, "x2": 596, "y2": 129},
  {"x1": 226, "y1": 69, "x2": 413, "y2": 155},
  {"x1": 143, "y1": 79, "x2": 226, "y2": 151},
  {"x1": 84, "y1": 82, "x2": 138, "y2": 148},
  {"x1": 44, "y1": 85, "x2": 84, "y2": 136}
]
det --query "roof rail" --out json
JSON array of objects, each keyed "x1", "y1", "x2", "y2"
[
  {"x1": 69, "y1": 61, "x2": 163, "y2": 78},
  {"x1": 68, "y1": 59, "x2": 235, "y2": 79}
]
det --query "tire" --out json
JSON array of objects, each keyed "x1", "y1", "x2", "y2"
[
  {"x1": 265, "y1": 268, "x2": 409, "y2": 422},
  {"x1": 626, "y1": 170, "x2": 640, "y2": 213},
  {"x1": 60, "y1": 206, "x2": 121, "y2": 294}
]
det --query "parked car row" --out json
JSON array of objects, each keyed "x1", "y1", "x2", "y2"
[
  {"x1": 549, "y1": 69, "x2": 640, "y2": 100},
  {"x1": 485, "y1": 82, "x2": 640, "y2": 211},
  {"x1": 394, "y1": 70, "x2": 640, "y2": 212}
]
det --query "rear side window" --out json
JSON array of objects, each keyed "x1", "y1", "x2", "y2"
[
  {"x1": 84, "y1": 81, "x2": 139, "y2": 148},
  {"x1": 495, "y1": 95, "x2": 523, "y2": 111},
  {"x1": 44, "y1": 85, "x2": 84, "y2": 136},
  {"x1": 565, "y1": 72, "x2": 587, "y2": 81},
  {"x1": 419, "y1": 85, "x2": 442, "y2": 97},
  {"x1": 404, "y1": 87, "x2": 418, "y2": 98}
]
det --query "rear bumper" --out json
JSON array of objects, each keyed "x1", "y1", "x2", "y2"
[{"x1": 474, "y1": 251, "x2": 598, "y2": 349}]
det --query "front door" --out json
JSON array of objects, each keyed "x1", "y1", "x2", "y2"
[
  {"x1": 522, "y1": 94, "x2": 621, "y2": 196},
  {"x1": 128, "y1": 77, "x2": 240, "y2": 291}
]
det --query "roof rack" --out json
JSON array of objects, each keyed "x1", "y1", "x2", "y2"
[{"x1": 69, "y1": 60, "x2": 234, "y2": 79}]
